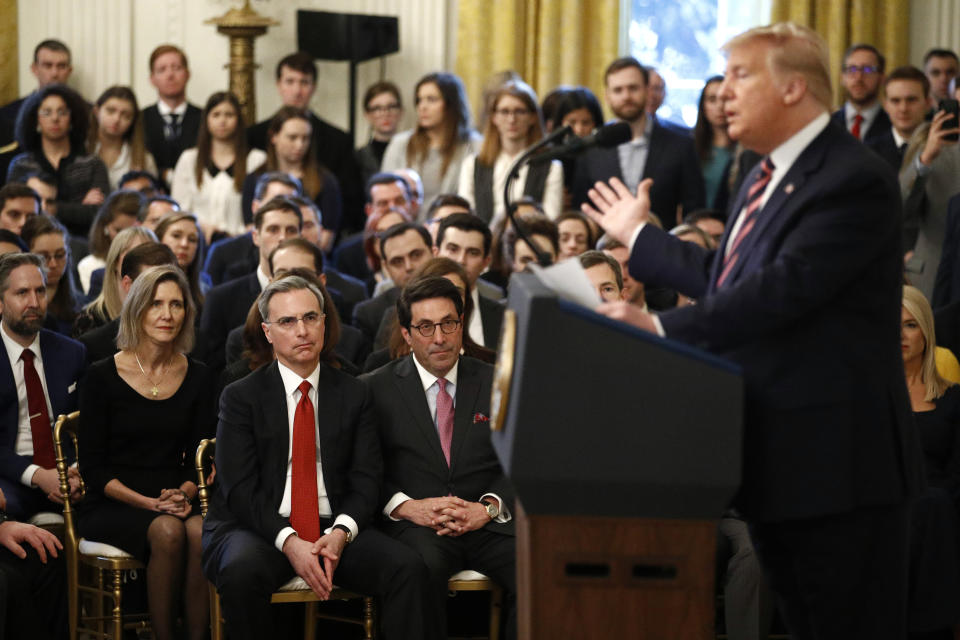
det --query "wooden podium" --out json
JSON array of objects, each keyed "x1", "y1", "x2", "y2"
[{"x1": 490, "y1": 274, "x2": 743, "y2": 639}]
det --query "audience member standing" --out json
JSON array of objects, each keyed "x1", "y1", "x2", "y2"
[
  {"x1": 142, "y1": 45, "x2": 201, "y2": 188},
  {"x1": 356, "y1": 82, "x2": 403, "y2": 186},
  {"x1": 89, "y1": 86, "x2": 158, "y2": 190},
  {"x1": 924, "y1": 48, "x2": 959, "y2": 105},
  {"x1": 458, "y1": 81, "x2": 563, "y2": 225},
  {"x1": 7, "y1": 85, "x2": 110, "y2": 239},
  {"x1": 573, "y1": 57, "x2": 704, "y2": 226},
  {"x1": 171, "y1": 92, "x2": 265, "y2": 241},
  {"x1": 693, "y1": 76, "x2": 735, "y2": 208},
  {"x1": 869, "y1": 67, "x2": 930, "y2": 171},
  {"x1": 645, "y1": 68, "x2": 692, "y2": 135},
  {"x1": 382, "y1": 72, "x2": 481, "y2": 208},
  {"x1": 830, "y1": 44, "x2": 891, "y2": 143},
  {"x1": 0, "y1": 39, "x2": 73, "y2": 150}
]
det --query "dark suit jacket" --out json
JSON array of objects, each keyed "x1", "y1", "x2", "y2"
[
  {"x1": 0, "y1": 330, "x2": 86, "y2": 482},
  {"x1": 203, "y1": 361, "x2": 381, "y2": 545},
  {"x1": 203, "y1": 232, "x2": 256, "y2": 287},
  {"x1": 77, "y1": 317, "x2": 119, "y2": 365},
  {"x1": 573, "y1": 122, "x2": 705, "y2": 225},
  {"x1": 0, "y1": 97, "x2": 26, "y2": 147},
  {"x1": 932, "y1": 193, "x2": 960, "y2": 309},
  {"x1": 628, "y1": 119, "x2": 922, "y2": 522},
  {"x1": 829, "y1": 106, "x2": 892, "y2": 145},
  {"x1": 352, "y1": 288, "x2": 400, "y2": 344},
  {"x1": 198, "y1": 273, "x2": 260, "y2": 372},
  {"x1": 360, "y1": 355, "x2": 514, "y2": 536},
  {"x1": 247, "y1": 111, "x2": 363, "y2": 233},
  {"x1": 865, "y1": 129, "x2": 904, "y2": 172},
  {"x1": 331, "y1": 233, "x2": 373, "y2": 284},
  {"x1": 142, "y1": 103, "x2": 202, "y2": 175}
]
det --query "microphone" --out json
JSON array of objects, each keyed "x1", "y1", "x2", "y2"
[{"x1": 530, "y1": 121, "x2": 633, "y2": 163}]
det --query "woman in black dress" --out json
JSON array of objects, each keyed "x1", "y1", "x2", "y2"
[
  {"x1": 78, "y1": 265, "x2": 213, "y2": 640},
  {"x1": 901, "y1": 285, "x2": 960, "y2": 639}
]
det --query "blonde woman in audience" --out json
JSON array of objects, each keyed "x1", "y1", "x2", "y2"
[
  {"x1": 78, "y1": 265, "x2": 214, "y2": 640},
  {"x1": 77, "y1": 190, "x2": 143, "y2": 293},
  {"x1": 74, "y1": 226, "x2": 157, "y2": 335},
  {"x1": 459, "y1": 80, "x2": 563, "y2": 226},
  {"x1": 381, "y1": 72, "x2": 481, "y2": 207},
  {"x1": 171, "y1": 92, "x2": 265, "y2": 241},
  {"x1": 900, "y1": 285, "x2": 960, "y2": 637},
  {"x1": 89, "y1": 86, "x2": 158, "y2": 190}
]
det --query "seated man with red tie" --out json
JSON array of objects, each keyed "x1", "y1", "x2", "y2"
[
  {"x1": 201, "y1": 274, "x2": 435, "y2": 640},
  {"x1": 0, "y1": 253, "x2": 86, "y2": 520}
]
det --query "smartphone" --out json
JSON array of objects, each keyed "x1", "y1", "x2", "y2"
[{"x1": 940, "y1": 99, "x2": 959, "y2": 142}]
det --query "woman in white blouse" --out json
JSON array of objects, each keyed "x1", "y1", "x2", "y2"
[
  {"x1": 458, "y1": 80, "x2": 563, "y2": 226},
  {"x1": 89, "y1": 86, "x2": 158, "y2": 190},
  {"x1": 381, "y1": 72, "x2": 480, "y2": 211},
  {"x1": 171, "y1": 92, "x2": 264, "y2": 241}
]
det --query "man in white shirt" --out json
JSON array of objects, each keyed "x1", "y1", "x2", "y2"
[
  {"x1": 868, "y1": 66, "x2": 931, "y2": 171},
  {"x1": 830, "y1": 43, "x2": 892, "y2": 144},
  {"x1": 202, "y1": 274, "x2": 434, "y2": 640},
  {"x1": 0, "y1": 253, "x2": 85, "y2": 519},
  {"x1": 142, "y1": 45, "x2": 201, "y2": 186}
]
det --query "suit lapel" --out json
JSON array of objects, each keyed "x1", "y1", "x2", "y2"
[
  {"x1": 642, "y1": 124, "x2": 664, "y2": 181},
  {"x1": 0, "y1": 340, "x2": 16, "y2": 448},
  {"x1": 394, "y1": 356, "x2": 448, "y2": 469},
  {"x1": 262, "y1": 363, "x2": 291, "y2": 493},
  {"x1": 38, "y1": 332, "x2": 67, "y2": 416},
  {"x1": 450, "y1": 358, "x2": 479, "y2": 471},
  {"x1": 314, "y1": 365, "x2": 341, "y2": 496},
  {"x1": 479, "y1": 297, "x2": 503, "y2": 348}
]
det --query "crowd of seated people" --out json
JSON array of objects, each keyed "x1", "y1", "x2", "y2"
[{"x1": 0, "y1": 30, "x2": 959, "y2": 640}]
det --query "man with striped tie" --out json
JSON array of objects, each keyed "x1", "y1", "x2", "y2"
[{"x1": 582, "y1": 23, "x2": 922, "y2": 640}]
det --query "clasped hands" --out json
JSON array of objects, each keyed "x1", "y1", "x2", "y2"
[
  {"x1": 392, "y1": 496, "x2": 492, "y2": 537},
  {"x1": 282, "y1": 529, "x2": 348, "y2": 600},
  {"x1": 31, "y1": 466, "x2": 82, "y2": 504},
  {"x1": 153, "y1": 486, "x2": 193, "y2": 518}
]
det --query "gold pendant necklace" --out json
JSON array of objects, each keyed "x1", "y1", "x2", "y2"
[{"x1": 134, "y1": 352, "x2": 165, "y2": 397}]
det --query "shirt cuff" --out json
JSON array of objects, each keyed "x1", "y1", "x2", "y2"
[
  {"x1": 650, "y1": 314, "x2": 666, "y2": 338},
  {"x1": 384, "y1": 492, "x2": 412, "y2": 521},
  {"x1": 275, "y1": 526, "x2": 297, "y2": 552},
  {"x1": 324, "y1": 514, "x2": 358, "y2": 541},
  {"x1": 627, "y1": 223, "x2": 646, "y2": 252},
  {"x1": 915, "y1": 154, "x2": 932, "y2": 177},
  {"x1": 480, "y1": 493, "x2": 512, "y2": 523},
  {"x1": 21, "y1": 464, "x2": 40, "y2": 487}
]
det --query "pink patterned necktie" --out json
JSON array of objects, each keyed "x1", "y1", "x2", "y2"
[
  {"x1": 717, "y1": 157, "x2": 775, "y2": 288},
  {"x1": 436, "y1": 378, "x2": 454, "y2": 466}
]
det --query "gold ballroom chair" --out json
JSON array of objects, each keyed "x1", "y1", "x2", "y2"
[
  {"x1": 54, "y1": 411, "x2": 151, "y2": 640},
  {"x1": 195, "y1": 438, "x2": 376, "y2": 640}
]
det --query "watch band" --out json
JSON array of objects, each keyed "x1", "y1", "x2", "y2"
[{"x1": 332, "y1": 523, "x2": 353, "y2": 543}]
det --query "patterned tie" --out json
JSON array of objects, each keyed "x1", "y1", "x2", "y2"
[
  {"x1": 717, "y1": 157, "x2": 775, "y2": 288},
  {"x1": 21, "y1": 350, "x2": 54, "y2": 468},
  {"x1": 164, "y1": 112, "x2": 181, "y2": 141},
  {"x1": 851, "y1": 113, "x2": 864, "y2": 140},
  {"x1": 436, "y1": 378, "x2": 454, "y2": 466},
  {"x1": 290, "y1": 381, "x2": 320, "y2": 543}
]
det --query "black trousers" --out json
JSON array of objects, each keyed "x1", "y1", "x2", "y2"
[
  {"x1": 202, "y1": 524, "x2": 435, "y2": 640},
  {"x1": 750, "y1": 501, "x2": 910, "y2": 640},
  {"x1": 0, "y1": 544, "x2": 66, "y2": 640},
  {"x1": 394, "y1": 524, "x2": 517, "y2": 640},
  {"x1": 0, "y1": 477, "x2": 49, "y2": 521}
]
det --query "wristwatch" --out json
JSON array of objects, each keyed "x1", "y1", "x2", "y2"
[
  {"x1": 481, "y1": 499, "x2": 500, "y2": 520},
  {"x1": 333, "y1": 524, "x2": 353, "y2": 543},
  {"x1": 0, "y1": 512, "x2": 7, "y2": 526}
]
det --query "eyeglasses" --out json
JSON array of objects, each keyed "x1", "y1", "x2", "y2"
[
  {"x1": 367, "y1": 104, "x2": 400, "y2": 115},
  {"x1": 494, "y1": 108, "x2": 531, "y2": 119},
  {"x1": 842, "y1": 65, "x2": 880, "y2": 75},
  {"x1": 38, "y1": 108, "x2": 70, "y2": 119},
  {"x1": 410, "y1": 318, "x2": 461, "y2": 337},
  {"x1": 265, "y1": 311, "x2": 324, "y2": 331}
]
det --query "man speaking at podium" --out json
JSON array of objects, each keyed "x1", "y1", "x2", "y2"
[{"x1": 583, "y1": 23, "x2": 922, "y2": 640}]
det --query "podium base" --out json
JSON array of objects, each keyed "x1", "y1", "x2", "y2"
[{"x1": 516, "y1": 502, "x2": 716, "y2": 639}]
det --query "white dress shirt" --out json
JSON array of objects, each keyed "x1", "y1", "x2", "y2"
[
  {"x1": 170, "y1": 148, "x2": 266, "y2": 236},
  {"x1": 273, "y1": 360, "x2": 358, "y2": 551},
  {"x1": 468, "y1": 286, "x2": 485, "y2": 347},
  {"x1": 383, "y1": 355, "x2": 511, "y2": 523},
  {"x1": 843, "y1": 101, "x2": 882, "y2": 137},
  {"x1": 1, "y1": 323, "x2": 55, "y2": 486}
]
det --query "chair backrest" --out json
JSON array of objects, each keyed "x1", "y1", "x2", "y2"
[
  {"x1": 195, "y1": 438, "x2": 216, "y2": 518},
  {"x1": 53, "y1": 411, "x2": 83, "y2": 614}
]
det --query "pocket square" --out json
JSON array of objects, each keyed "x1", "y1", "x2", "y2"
[
  {"x1": 473, "y1": 412, "x2": 489, "y2": 424},
  {"x1": 68, "y1": 382, "x2": 76, "y2": 394}
]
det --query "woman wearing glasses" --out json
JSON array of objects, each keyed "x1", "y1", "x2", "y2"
[
  {"x1": 457, "y1": 80, "x2": 563, "y2": 226},
  {"x1": 78, "y1": 265, "x2": 214, "y2": 640},
  {"x1": 356, "y1": 81, "x2": 403, "y2": 186},
  {"x1": 7, "y1": 84, "x2": 110, "y2": 238},
  {"x1": 21, "y1": 214, "x2": 81, "y2": 335}
]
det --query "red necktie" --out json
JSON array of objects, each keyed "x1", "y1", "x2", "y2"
[
  {"x1": 21, "y1": 349, "x2": 55, "y2": 468},
  {"x1": 436, "y1": 378, "x2": 454, "y2": 466},
  {"x1": 717, "y1": 157, "x2": 775, "y2": 288},
  {"x1": 851, "y1": 113, "x2": 863, "y2": 140},
  {"x1": 290, "y1": 380, "x2": 320, "y2": 543}
]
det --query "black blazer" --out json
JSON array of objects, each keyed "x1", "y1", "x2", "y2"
[
  {"x1": 77, "y1": 317, "x2": 119, "y2": 364},
  {"x1": 829, "y1": 107, "x2": 892, "y2": 145},
  {"x1": 331, "y1": 233, "x2": 373, "y2": 284},
  {"x1": 197, "y1": 273, "x2": 260, "y2": 372},
  {"x1": 203, "y1": 361, "x2": 381, "y2": 545},
  {"x1": 865, "y1": 129, "x2": 904, "y2": 172},
  {"x1": 352, "y1": 288, "x2": 400, "y2": 344},
  {"x1": 932, "y1": 193, "x2": 960, "y2": 309},
  {"x1": 142, "y1": 103, "x2": 202, "y2": 174},
  {"x1": 203, "y1": 233, "x2": 257, "y2": 287},
  {"x1": 629, "y1": 119, "x2": 923, "y2": 521},
  {"x1": 572, "y1": 122, "x2": 705, "y2": 225},
  {"x1": 360, "y1": 355, "x2": 514, "y2": 536}
]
